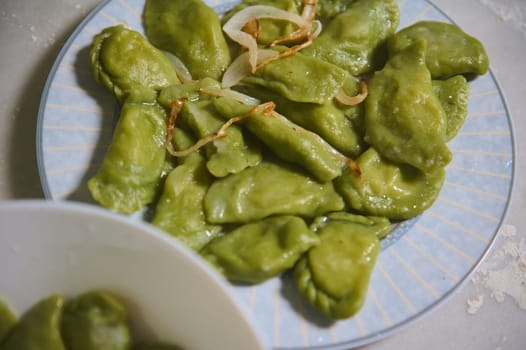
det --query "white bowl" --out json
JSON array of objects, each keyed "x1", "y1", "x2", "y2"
[{"x1": 0, "y1": 200, "x2": 267, "y2": 350}]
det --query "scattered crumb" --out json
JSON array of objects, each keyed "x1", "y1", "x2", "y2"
[{"x1": 466, "y1": 295, "x2": 484, "y2": 314}]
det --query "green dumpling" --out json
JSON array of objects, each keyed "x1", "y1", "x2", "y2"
[
  {"x1": 213, "y1": 97, "x2": 350, "y2": 182},
  {"x1": 0, "y1": 298, "x2": 16, "y2": 343},
  {"x1": 334, "y1": 147, "x2": 446, "y2": 220},
  {"x1": 304, "y1": 0, "x2": 400, "y2": 75},
  {"x1": 151, "y1": 146, "x2": 222, "y2": 252},
  {"x1": 204, "y1": 159, "x2": 344, "y2": 224},
  {"x1": 88, "y1": 101, "x2": 167, "y2": 214},
  {"x1": 294, "y1": 213, "x2": 383, "y2": 319},
  {"x1": 242, "y1": 49, "x2": 347, "y2": 104},
  {"x1": 364, "y1": 41, "x2": 451, "y2": 172},
  {"x1": 432, "y1": 75, "x2": 470, "y2": 141},
  {"x1": 236, "y1": 78, "x2": 366, "y2": 157},
  {"x1": 144, "y1": 0, "x2": 231, "y2": 80},
  {"x1": 202, "y1": 216, "x2": 319, "y2": 283},
  {"x1": 387, "y1": 21, "x2": 489, "y2": 79},
  {"x1": 1, "y1": 295, "x2": 65, "y2": 350},
  {"x1": 157, "y1": 78, "x2": 221, "y2": 109},
  {"x1": 60, "y1": 291, "x2": 131, "y2": 350},
  {"x1": 178, "y1": 100, "x2": 262, "y2": 177},
  {"x1": 90, "y1": 25, "x2": 180, "y2": 102}
]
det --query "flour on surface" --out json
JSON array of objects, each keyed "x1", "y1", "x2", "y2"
[
  {"x1": 468, "y1": 224, "x2": 526, "y2": 314},
  {"x1": 466, "y1": 295, "x2": 484, "y2": 314},
  {"x1": 479, "y1": 0, "x2": 526, "y2": 37}
]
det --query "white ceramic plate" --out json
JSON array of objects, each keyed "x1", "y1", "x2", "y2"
[
  {"x1": 0, "y1": 200, "x2": 267, "y2": 350},
  {"x1": 36, "y1": 1, "x2": 515, "y2": 349}
]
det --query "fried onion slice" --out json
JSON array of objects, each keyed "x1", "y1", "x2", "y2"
[
  {"x1": 223, "y1": 0, "x2": 321, "y2": 72},
  {"x1": 335, "y1": 80, "x2": 369, "y2": 106},
  {"x1": 165, "y1": 101, "x2": 274, "y2": 157}
]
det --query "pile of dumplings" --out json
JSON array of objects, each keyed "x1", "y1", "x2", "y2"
[{"x1": 87, "y1": 0, "x2": 489, "y2": 319}]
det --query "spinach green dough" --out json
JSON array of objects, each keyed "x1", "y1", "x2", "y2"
[
  {"x1": 0, "y1": 295, "x2": 65, "y2": 350},
  {"x1": 144, "y1": 0, "x2": 231, "y2": 80},
  {"x1": 242, "y1": 49, "x2": 347, "y2": 104},
  {"x1": 334, "y1": 147, "x2": 446, "y2": 219},
  {"x1": 237, "y1": 78, "x2": 366, "y2": 157},
  {"x1": 304, "y1": 0, "x2": 400, "y2": 75},
  {"x1": 204, "y1": 159, "x2": 344, "y2": 224},
  {"x1": 294, "y1": 213, "x2": 383, "y2": 319},
  {"x1": 364, "y1": 41, "x2": 451, "y2": 172},
  {"x1": 315, "y1": 0, "x2": 356, "y2": 21},
  {"x1": 81, "y1": 0, "x2": 492, "y2": 322},
  {"x1": 158, "y1": 79, "x2": 263, "y2": 176},
  {"x1": 152, "y1": 136, "x2": 222, "y2": 252},
  {"x1": 203, "y1": 216, "x2": 319, "y2": 283},
  {"x1": 222, "y1": 0, "x2": 302, "y2": 46},
  {"x1": 61, "y1": 291, "x2": 131, "y2": 350},
  {"x1": 179, "y1": 100, "x2": 262, "y2": 177},
  {"x1": 88, "y1": 101, "x2": 167, "y2": 214},
  {"x1": 157, "y1": 78, "x2": 221, "y2": 109},
  {"x1": 213, "y1": 97, "x2": 350, "y2": 182},
  {"x1": 387, "y1": 21, "x2": 489, "y2": 79},
  {"x1": 90, "y1": 25, "x2": 180, "y2": 102},
  {"x1": 0, "y1": 292, "x2": 185, "y2": 350},
  {"x1": 0, "y1": 299, "x2": 16, "y2": 344},
  {"x1": 432, "y1": 75, "x2": 470, "y2": 141}
]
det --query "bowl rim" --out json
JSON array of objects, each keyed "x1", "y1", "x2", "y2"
[{"x1": 0, "y1": 199, "x2": 269, "y2": 350}]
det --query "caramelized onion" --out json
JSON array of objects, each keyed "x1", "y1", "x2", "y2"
[
  {"x1": 165, "y1": 98, "x2": 187, "y2": 156},
  {"x1": 166, "y1": 102, "x2": 273, "y2": 157},
  {"x1": 335, "y1": 80, "x2": 369, "y2": 106},
  {"x1": 223, "y1": 5, "x2": 309, "y2": 72}
]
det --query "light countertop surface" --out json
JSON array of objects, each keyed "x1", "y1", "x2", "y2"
[{"x1": 1, "y1": 0, "x2": 525, "y2": 349}]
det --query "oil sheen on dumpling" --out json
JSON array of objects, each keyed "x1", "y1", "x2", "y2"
[{"x1": 432, "y1": 75, "x2": 470, "y2": 141}]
